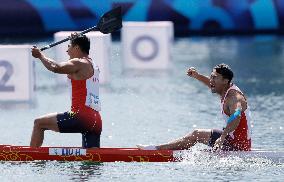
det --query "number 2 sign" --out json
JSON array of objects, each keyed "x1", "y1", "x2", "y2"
[
  {"x1": 0, "y1": 45, "x2": 35, "y2": 102},
  {"x1": 0, "y1": 60, "x2": 15, "y2": 92}
]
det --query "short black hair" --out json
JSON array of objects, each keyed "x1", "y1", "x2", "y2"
[
  {"x1": 70, "y1": 35, "x2": 90, "y2": 54},
  {"x1": 213, "y1": 63, "x2": 234, "y2": 83}
]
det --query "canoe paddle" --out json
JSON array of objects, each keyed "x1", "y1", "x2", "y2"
[{"x1": 40, "y1": 7, "x2": 122, "y2": 51}]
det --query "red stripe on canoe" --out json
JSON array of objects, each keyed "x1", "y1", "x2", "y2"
[{"x1": 0, "y1": 145, "x2": 175, "y2": 162}]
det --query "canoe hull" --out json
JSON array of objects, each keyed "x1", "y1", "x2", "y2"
[
  {"x1": 0, "y1": 145, "x2": 174, "y2": 162},
  {"x1": 0, "y1": 145, "x2": 283, "y2": 163}
]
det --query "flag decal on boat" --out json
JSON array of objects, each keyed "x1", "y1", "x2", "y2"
[{"x1": 49, "y1": 148, "x2": 87, "y2": 156}]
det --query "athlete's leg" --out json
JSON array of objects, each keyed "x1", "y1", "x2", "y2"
[
  {"x1": 156, "y1": 129, "x2": 212, "y2": 150},
  {"x1": 30, "y1": 112, "x2": 59, "y2": 147},
  {"x1": 82, "y1": 132, "x2": 101, "y2": 148}
]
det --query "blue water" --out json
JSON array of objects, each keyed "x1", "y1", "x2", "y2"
[{"x1": 0, "y1": 36, "x2": 283, "y2": 181}]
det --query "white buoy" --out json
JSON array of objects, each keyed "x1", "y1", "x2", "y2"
[{"x1": 122, "y1": 21, "x2": 174, "y2": 70}]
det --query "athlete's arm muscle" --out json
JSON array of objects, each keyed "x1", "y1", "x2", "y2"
[
  {"x1": 221, "y1": 92, "x2": 244, "y2": 140},
  {"x1": 187, "y1": 67, "x2": 210, "y2": 88},
  {"x1": 39, "y1": 57, "x2": 80, "y2": 74}
]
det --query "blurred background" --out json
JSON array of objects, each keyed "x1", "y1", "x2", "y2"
[
  {"x1": 0, "y1": 1, "x2": 283, "y2": 181},
  {"x1": 1, "y1": 0, "x2": 284, "y2": 37}
]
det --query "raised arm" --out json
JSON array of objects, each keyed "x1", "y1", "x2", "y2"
[
  {"x1": 31, "y1": 46, "x2": 80, "y2": 74},
  {"x1": 187, "y1": 67, "x2": 210, "y2": 88}
]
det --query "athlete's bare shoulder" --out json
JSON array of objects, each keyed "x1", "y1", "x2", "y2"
[
  {"x1": 68, "y1": 58, "x2": 91, "y2": 68},
  {"x1": 69, "y1": 58, "x2": 86, "y2": 63},
  {"x1": 225, "y1": 89, "x2": 247, "y2": 110},
  {"x1": 228, "y1": 89, "x2": 246, "y2": 100},
  {"x1": 70, "y1": 58, "x2": 93, "y2": 79}
]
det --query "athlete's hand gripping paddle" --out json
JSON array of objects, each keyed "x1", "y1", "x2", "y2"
[{"x1": 40, "y1": 7, "x2": 122, "y2": 51}]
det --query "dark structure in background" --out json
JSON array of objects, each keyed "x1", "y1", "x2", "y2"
[{"x1": 1, "y1": 0, "x2": 284, "y2": 36}]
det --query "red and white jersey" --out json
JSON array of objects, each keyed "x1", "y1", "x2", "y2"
[
  {"x1": 69, "y1": 58, "x2": 101, "y2": 112},
  {"x1": 221, "y1": 84, "x2": 252, "y2": 150}
]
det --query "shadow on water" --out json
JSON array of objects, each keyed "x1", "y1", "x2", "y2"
[
  {"x1": 4, "y1": 161, "x2": 104, "y2": 181},
  {"x1": 68, "y1": 162, "x2": 104, "y2": 181}
]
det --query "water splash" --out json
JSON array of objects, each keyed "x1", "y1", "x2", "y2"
[{"x1": 174, "y1": 146, "x2": 283, "y2": 169}]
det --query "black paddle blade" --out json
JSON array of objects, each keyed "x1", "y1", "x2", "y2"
[
  {"x1": 97, "y1": 7, "x2": 122, "y2": 34},
  {"x1": 39, "y1": 7, "x2": 122, "y2": 51}
]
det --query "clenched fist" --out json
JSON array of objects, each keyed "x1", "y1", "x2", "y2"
[
  {"x1": 187, "y1": 67, "x2": 199, "y2": 78},
  {"x1": 31, "y1": 46, "x2": 43, "y2": 59}
]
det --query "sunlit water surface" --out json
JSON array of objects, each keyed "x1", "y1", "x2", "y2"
[{"x1": 0, "y1": 36, "x2": 283, "y2": 181}]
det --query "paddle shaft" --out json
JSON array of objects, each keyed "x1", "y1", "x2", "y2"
[
  {"x1": 39, "y1": 7, "x2": 122, "y2": 51},
  {"x1": 40, "y1": 26, "x2": 99, "y2": 51}
]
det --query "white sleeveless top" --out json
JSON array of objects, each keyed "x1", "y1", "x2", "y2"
[
  {"x1": 85, "y1": 60, "x2": 101, "y2": 111},
  {"x1": 69, "y1": 58, "x2": 101, "y2": 112}
]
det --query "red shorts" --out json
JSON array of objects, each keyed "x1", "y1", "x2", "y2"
[{"x1": 56, "y1": 108, "x2": 102, "y2": 148}]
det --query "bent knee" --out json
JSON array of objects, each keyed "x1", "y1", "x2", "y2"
[
  {"x1": 192, "y1": 129, "x2": 211, "y2": 139},
  {"x1": 192, "y1": 129, "x2": 200, "y2": 137},
  {"x1": 182, "y1": 129, "x2": 199, "y2": 140},
  {"x1": 195, "y1": 129, "x2": 212, "y2": 142},
  {"x1": 33, "y1": 118, "x2": 46, "y2": 129},
  {"x1": 34, "y1": 118, "x2": 41, "y2": 127}
]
